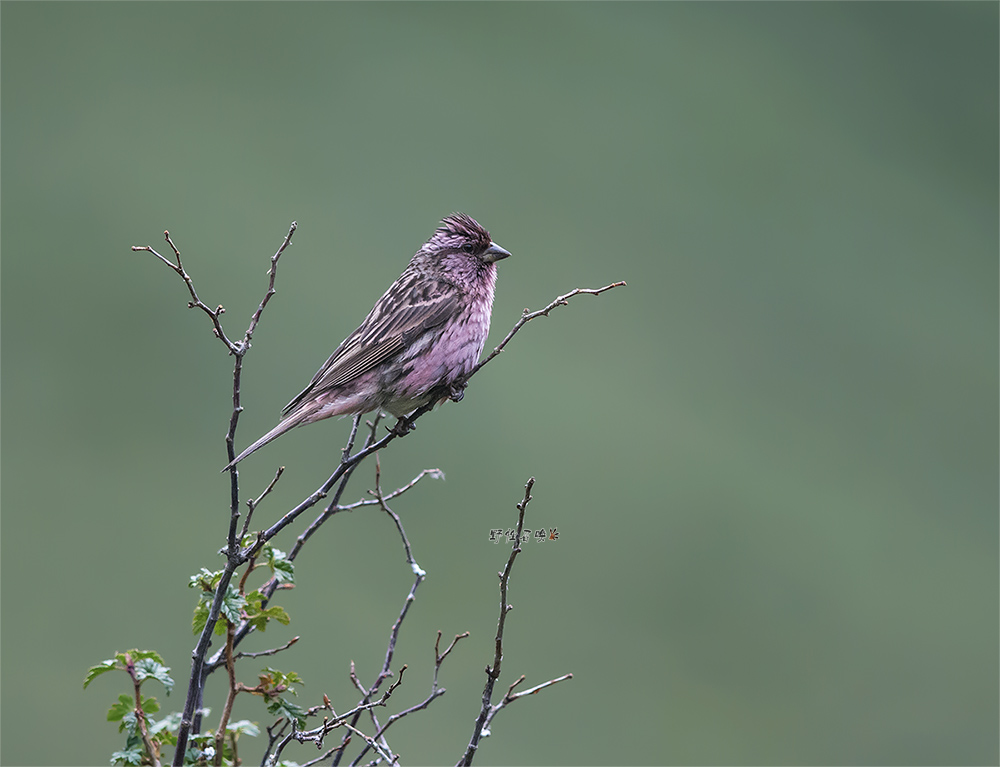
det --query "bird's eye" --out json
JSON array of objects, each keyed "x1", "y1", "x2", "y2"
[{"x1": 460, "y1": 243, "x2": 476, "y2": 254}]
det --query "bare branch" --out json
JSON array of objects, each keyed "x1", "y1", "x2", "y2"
[
  {"x1": 242, "y1": 466, "x2": 285, "y2": 541},
  {"x1": 245, "y1": 221, "x2": 297, "y2": 343},
  {"x1": 233, "y1": 635, "x2": 300, "y2": 661},
  {"x1": 132, "y1": 232, "x2": 238, "y2": 353},
  {"x1": 469, "y1": 281, "x2": 626, "y2": 377},
  {"x1": 271, "y1": 666, "x2": 408, "y2": 766},
  {"x1": 505, "y1": 672, "x2": 574, "y2": 703},
  {"x1": 435, "y1": 630, "x2": 470, "y2": 688},
  {"x1": 457, "y1": 478, "x2": 572, "y2": 766},
  {"x1": 339, "y1": 468, "x2": 445, "y2": 511}
]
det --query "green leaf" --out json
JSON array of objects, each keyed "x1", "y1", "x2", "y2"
[
  {"x1": 266, "y1": 696, "x2": 307, "y2": 728},
  {"x1": 84, "y1": 659, "x2": 118, "y2": 689},
  {"x1": 140, "y1": 696, "x2": 160, "y2": 715},
  {"x1": 188, "y1": 568, "x2": 222, "y2": 591},
  {"x1": 153, "y1": 729, "x2": 177, "y2": 747},
  {"x1": 133, "y1": 657, "x2": 174, "y2": 695},
  {"x1": 110, "y1": 746, "x2": 144, "y2": 766},
  {"x1": 262, "y1": 667, "x2": 302, "y2": 690},
  {"x1": 150, "y1": 711, "x2": 181, "y2": 735},
  {"x1": 119, "y1": 711, "x2": 138, "y2": 736},
  {"x1": 262, "y1": 605, "x2": 290, "y2": 625},
  {"x1": 192, "y1": 586, "x2": 239, "y2": 636},
  {"x1": 219, "y1": 585, "x2": 247, "y2": 625},
  {"x1": 192, "y1": 599, "x2": 210, "y2": 635},
  {"x1": 131, "y1": 650, "x2": 165, "y2": 665},
  {"x1": 107, "y1": 694, "x2": 133, "y2": 722},
  {"x1": 268, "y1": 548, "x2": 295, "y2": 585},
  {"x1": 226, "y1": 719, "x2": 260, "y2": 737},
  {"x1": 244, "y1": 591, "x2": 290, "y2": 632}
]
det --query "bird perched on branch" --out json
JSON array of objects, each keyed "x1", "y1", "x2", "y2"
[{"x1": 224, "y1": 213, "x2": 510, "y2": 470}]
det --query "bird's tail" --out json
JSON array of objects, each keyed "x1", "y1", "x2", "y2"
[{"x1": 221, "y1": 409, "x2": 313, "y2": 472}]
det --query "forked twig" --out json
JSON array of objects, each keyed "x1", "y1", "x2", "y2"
[{"x1": 457, "y1": 478, "x2": 572, "y2": 766}]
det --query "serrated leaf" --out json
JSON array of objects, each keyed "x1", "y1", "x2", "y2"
[
  {"x1": 129, "y1": 649, "x2": 166, "y2": 664},
  {"x1": 119, "y1": 711, "x2": 138, "y2": 736},
  {"x1": 84, "y1": 659, "x2": 118, "y2": 689},
  {"x1": 149, "y1": 711, "x2": 181, "y2": 736},
  {"x1": 262, "y1": 606, "x2": 290, "y2": 625},
  {"x1": 266, "y1": 696, "x2": 307, "y2": 728},
  {"x1": 192, "y1": 600, "x2": 209, "y2": 635},
  {"x1": 268, "y1": 548, "x2": 295, "y2": 585},
  {"x1": 134, "y1": 657, "x2": 174, "y2": 694},
  {"x1": 152, "y1": 728, "x2": 177, "y2": 747},
  {"x1": 226, "y1": 719, "x2": 260, "y2": 737},
  {"x1": 140, "y1": 696, "x2": 160, "y2": 714},
  {"x1": 107, "y1": 694, "x2": 133, "y2": 722},
  {"x1": 188, "y1": 568, "x2": 222, "y2": 591},
  {"x1": 219, "y1": 585, "x2": 247, "y2": 625},
  {"x1": 262, "y1": 667, "x2": 302, "y2": 689},
  {"x1": 244, "y1": 600, "x2": 290, "y2": 633},
  {"x1": 110, "y1": 746, "x2": 144, "y2": 766}
]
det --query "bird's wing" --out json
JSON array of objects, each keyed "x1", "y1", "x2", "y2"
[{"x1": 281, "y1": 278, "x2": 462, "y2": 417}]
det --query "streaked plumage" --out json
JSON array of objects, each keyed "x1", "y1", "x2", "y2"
[{"x1": 224, "y1": 213, "x2": 510, "y2": 469}]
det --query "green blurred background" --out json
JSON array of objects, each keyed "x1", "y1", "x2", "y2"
[{"x1": 2, "y1": 3, "x2": 997, "y2": 765}]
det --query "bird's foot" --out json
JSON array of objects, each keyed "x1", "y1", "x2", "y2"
[
  {"x1": 390, "y1": 416, "x2": 416, "y2": 437},
  {"x1": 448, "y1": 381, "x2": 467, "y2": 403}
]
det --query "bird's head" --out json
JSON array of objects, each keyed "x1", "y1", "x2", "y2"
[{"x1": 425, "y1": 213, "x2": 511, "y2": 264}]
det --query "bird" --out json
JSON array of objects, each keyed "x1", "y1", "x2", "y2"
[{"x1": 223, "y1": 213, "x2": 510, "y2": 470}]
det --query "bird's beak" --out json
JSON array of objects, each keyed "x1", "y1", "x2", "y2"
[{"x1": 483, "y1": 242, "x2": 512, "y2": 263}]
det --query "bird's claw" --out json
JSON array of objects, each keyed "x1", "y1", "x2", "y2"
[
  {"x1": 390, "y1": 416, "x2": 416, "y2": 437},
  {"x1": 448, "y1": 381, "x2": 467, "y2": 403}
]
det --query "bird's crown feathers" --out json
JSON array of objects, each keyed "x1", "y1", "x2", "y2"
[{"x1": 430, "y1": 213, "x2": 492, "y2": 252}]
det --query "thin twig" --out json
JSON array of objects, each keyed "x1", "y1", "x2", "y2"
[
  {"x1": 338, "y1": 468, "x2": 445, "y2": 511},
  {"x1": 132, "y1": 231, "x2": 238, "y2": 353},
  {"x1": 350, "y1": 632, "x2": 469, "y2": 767},
  {"x1": 435, "y1": 630, "x2": 470, "y2": 689},
  {"x1": 469, "y1": 281, "x2": 626, "y2": 377},
  {"x1": 457, "y1": 478, "x2": 571, "y2": 767},
  {"x1": 245, "y1": 221, "x2": 297, "y2": 343},
  {"x1": 270, "y1": 667, "x2": 407, "y2": 766},
  {"x1": 242, "y1": 466, "x2": 285, "y2": 541},
  {"x1": 233, "y1": 636, "x2": 300, "y2": 661}
]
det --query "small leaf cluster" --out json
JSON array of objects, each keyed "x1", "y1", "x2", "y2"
[
  {"x1": 189, "y1": 544, "x2": 293, "y2": 636},
  {"x1": 83, "y1": 650, "x2": 176, "y2": 765},
  {"x1": 182, "y1": 719, "x2": 259, "y2": 766},
  {"x1": 87, "y1": 546, "x2": 303, "y2": 764}
]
